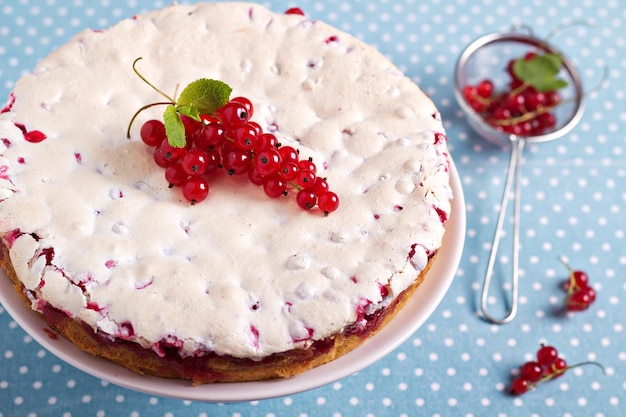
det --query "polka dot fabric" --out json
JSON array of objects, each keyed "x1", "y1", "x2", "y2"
[{"x1": 1, "y1": 0, "x2": 624, "y2": 416}]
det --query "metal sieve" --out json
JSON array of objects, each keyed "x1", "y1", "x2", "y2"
[{"x1": 453, "y1": 25, "x2": 585, "y2": 324}]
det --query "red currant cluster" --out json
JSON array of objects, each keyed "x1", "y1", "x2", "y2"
[
  {"x1": 462, "y1": 52, "x2": 561, "y2": 136},
  {"x1": 559, "y1": 257, "x2": 596, "y2": 312},
  {"x1": 139, "y1": 97, "x2": 339, "y2": 214},
  {"x1": 510, "y1": 344, "x2": 603, "y2": 395}
]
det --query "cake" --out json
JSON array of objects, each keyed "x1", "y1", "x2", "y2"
[{"x1": 0, "y1": 2, "x2": 453, "y2": 383}]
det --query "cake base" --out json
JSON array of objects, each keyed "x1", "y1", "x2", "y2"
[{"x1": 1, "y1": 243, "x2": 435, "y2": 384}]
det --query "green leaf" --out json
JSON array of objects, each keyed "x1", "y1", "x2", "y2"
[
  {"x1": 176, "y1": 104, "x2": 201, "y2": 121},
  {"x1": 163, "y1": 104, "x2": 186, "y2": 148},
  {"x1": 177, "y1": 78, "x2": 232, "y2": 115},
  {"x1": 512, "y1": 53, "x2": 568, "y2": 92}
]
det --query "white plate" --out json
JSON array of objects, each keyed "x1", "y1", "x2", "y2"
[{"x1": 0, "y1": 162, "x2": 465, "y2": 403}]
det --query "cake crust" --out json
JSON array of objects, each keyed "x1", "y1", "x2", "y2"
[{"x1": 0, "y1": 2, "x2": 452, "y2": 382}]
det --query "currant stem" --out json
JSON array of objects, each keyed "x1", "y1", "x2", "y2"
[
  {"x1": 558, "y1": 256, "x2": 577, "y2": 296},
  {"x1": 530, "y1": 360, "x2": 606, "y2": 390},
  {"x1": 132, "y1": 57, "x2": 176, "y2": 103},
  {"x1": 126, "y1": 101, "x2": 173, "y2": 138}
]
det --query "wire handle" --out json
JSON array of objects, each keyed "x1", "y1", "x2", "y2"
[{"x1": 480, "y1": 137, "x2": 525, "y2": 324}]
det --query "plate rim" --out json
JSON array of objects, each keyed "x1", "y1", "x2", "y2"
[{"x1": 0, "y1": 160, "x2": 465, "y2": 403}]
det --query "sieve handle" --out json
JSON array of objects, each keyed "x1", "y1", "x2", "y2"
[{"x1": 480, "y1": 137, "x2": 525, "y2": 324}]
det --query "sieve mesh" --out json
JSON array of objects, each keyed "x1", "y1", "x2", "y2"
[{"x1": 454, "y1": 30, "x2": 585, "y2": 146}]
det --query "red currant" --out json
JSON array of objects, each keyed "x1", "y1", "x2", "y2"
[
  {"x1": 476, "y1": 79, "x2": 494, "y2": 98},
  {"x1": 278, "y1": 146, "x2": 299, "y2": 164},
  {"x1": 566, "y1": 287, "x2": 596, "y2": 311},
  {"x1": 256, "y1": 133, "x2": 279, "y2": 150},
  {"x1": 232, "y1": 123, "x2": 259, "y2": 151},
  {"x1": 284, "y1": 6, "x2": 305, "y2": 15},
  {"x1": 312, "y1": 177, "x2": 330, "y2": 196},
  {"x1": 297, "y1": 158, "x2": 317, "y2": 174},
  {"x1": 263, "y1": 175, "x2": 287, "y2": 198},
  {"x1": 279, "y1": 161, "x2": 299, "y2": 181},
  {"x1": 255, "y1": 149, "x2": 282, "y2": 177},
  {"x1": 296, "y1": 189, "x2": 317, "y2": 210},
  {"x1": 193, "y1": 122, "x2": 226, "y2": 149},
  {"x1": 165, "y1": 164, "x2": 188, "y2": 187},
  {"x1": 222, "y1": 149, "x2": 251, "y2": 175},
  {"x1": 160, "y1": 140, "x2": 187, "y2": 163},
  {"x1": 230, "y1": 96, "x2": 254, "y2": 118},
  {"x1": 153, "y1": 146, "x2": 170, "y2": 168},
  {"x1": 519, "y1": 361, "x2": 543, "y2": 383},
  {"x1": 182, "y1": 176, "x2": 209, "y2": 205},
  {"x1": 181, "y1": 149, "x2": 210, "y2": 175},
  {"x1": 536, "y1": 345, "x2": 559, "y2": 367},
  {"x1": 140, "y1": 119, "x2": 166, "y2": 147},
  {"x1": 318, "y1": 191, "x2": 339, "y2": 214},
  {"x1": 510, "y1": 377, "x2": 529, "y2": 395},
  {"x1": 296, "y1": 169, "x2": 316, "y2": 189},
  {"x1": 218, "y1": 101, "x2": 250, "y2": 129}
]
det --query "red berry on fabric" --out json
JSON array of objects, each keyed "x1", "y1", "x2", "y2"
[
  {"x1": 566, "y1": 287, "x2": 595, "y2": 311},
  {"x1": 182, "y1": 176, "x2": 209, "y2": 205},
  {"x1": 519, "y1": 361, "x2": 543, "y2": 383},
  {"x1": 510, "y1": 377, "x2": 529, "y2": 395},
  {"x1": 537, "y1": 345, "x2": 559, "y2": 367},
  {"x1": 549, "y1": 357, "x2": 568, "y2": 378},
  {"x1": 140, "y1": 119, "x2": 166, "y2": 147}
]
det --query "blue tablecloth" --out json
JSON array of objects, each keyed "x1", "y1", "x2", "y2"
[{"x1": 1, "y1": 0, "x2": 624, "y2": 416}]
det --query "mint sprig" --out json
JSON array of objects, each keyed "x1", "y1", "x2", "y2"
[
  {"x1": 512, "y1": 53, "x2": 568, "y2": 92},
  {"x1": 126, "y1": 57, "x2": 232, "y2": 147}
]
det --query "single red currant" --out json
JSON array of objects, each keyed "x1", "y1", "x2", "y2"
[
  {"x1": 182, "y1": 176, "x2": 209, "y2": 205},
  {"x1": 222, "y1": 149, "x2": 251, "y2": 175},
  {"x1": 218, "y1": 101, "x2": 250, "y2": 129},
  {"x1": 296, "y1": 169, "x2": 316, "y2": 189},
  {"x1": 153, "y1": 146, "x2": 170, "y2": 168},
  {"x1": 296, "y1": 189, "x2": 317, "y2": 210},
  {"x1": 140, "y1": 119, "x2": 167, "y2": 147},
  {"x1": 256, "y1": 133, "x2": 279, "y2": 150},
  {"x1": 476, "y1": 79, "x2": 494, "y2": 98},
  {"x1": 193, "y1": 122, "x2": 226, "y2": 149},
  {"x1": 519, "y1": 361, "x2": 543, "y2": 383},
  {"x1": 279, "y1": 161, "x2": 299, "y2": 181},
  {"x1": 181, "y1": 149, "x2": 210, "y2": 175},
  {"x1": 537, "y1": 345, "x2": 559, "y2": 367},
  {"x1": 312, "y1": 177, "x2": 330, "y2": 197},
  {"x1": 263, "y1": 175, "x2": 287, "y2": 198},
  {"x1": 510, "y1": 377, "x2": 529, "y2": 395},
  {"x1": 298, "y1": 158, "x2": 317, "y2": 175},
  {"x1": 255, "y1": 149, "x2": 282, "y2": 177},
  {"x1": 165, "y1": 164, "x2": 188, "y2": 187},
  {"x1": 318, "y1": 191, "x2": 339, "y2": 214},
  {"x1": 278, "y1": 145, "x2": 299, "y2": 164},
  {"x1": 230, "y1": 96, "x2": 254, "y2": 118},
  {"x1": 160, "y1": 139, "x2": 187, "y2": 163},
  {"x1": 232, "y1": 123, "x2": 259, "y2": 151}
]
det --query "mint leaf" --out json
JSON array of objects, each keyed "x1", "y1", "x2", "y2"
[
  {"x1": 176, "y1": 104, "x2": 201, "y2": 121},
  {"x1": 177, "y1": 79, "x2": 232, "y2": 115},
  {"x1": 513, "y1": 53, "x2": 568, "y2": 92},
  {"x1": 163, "y1": 104, "x2": 186, "y2": 148}
]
